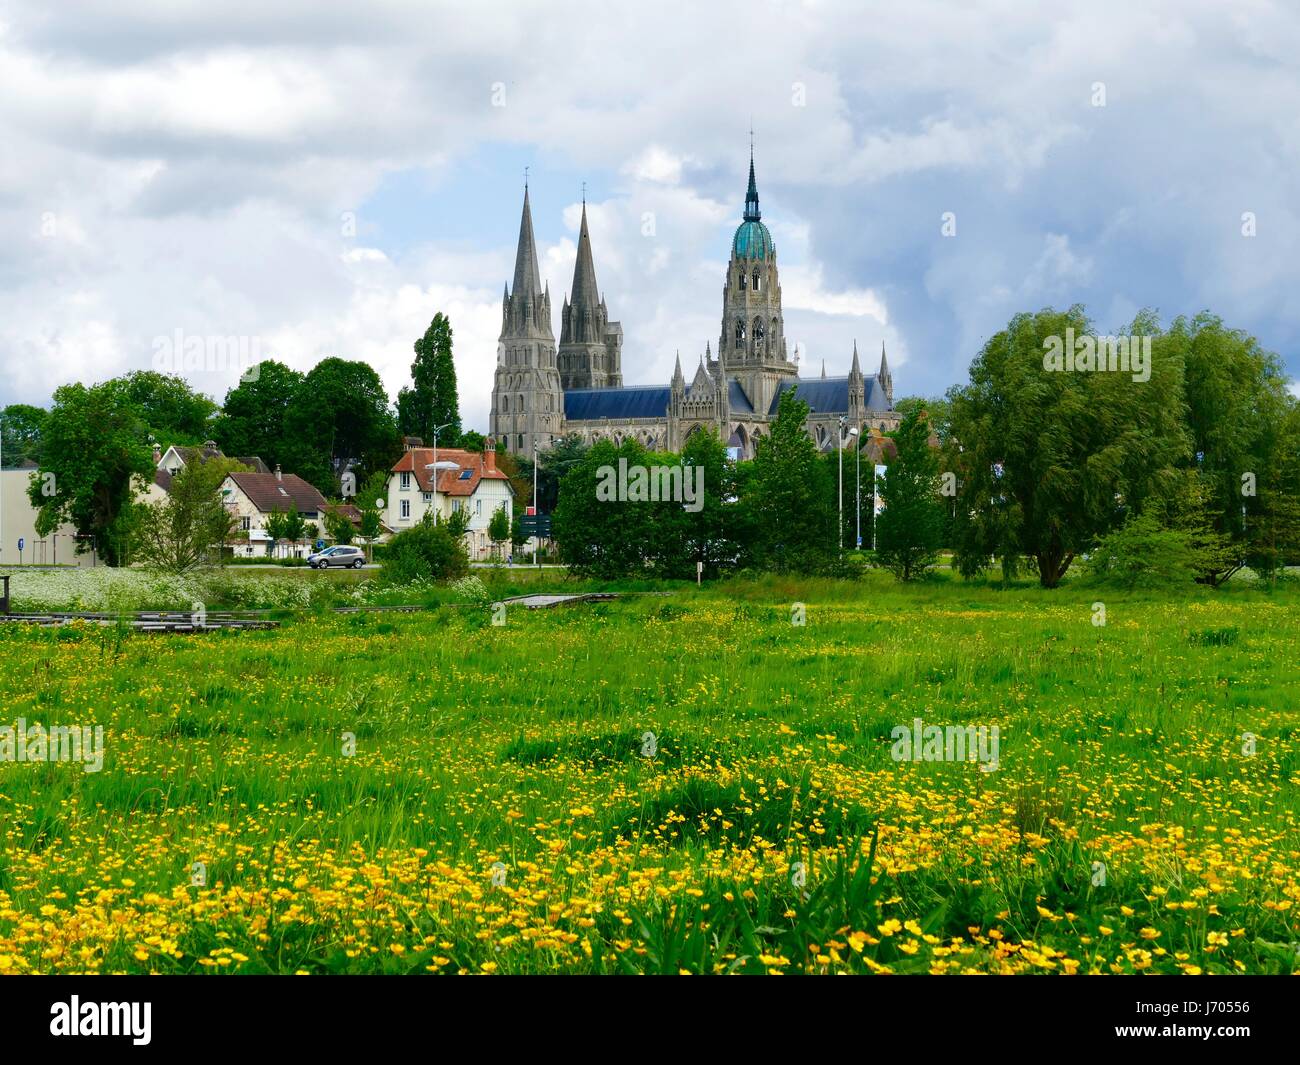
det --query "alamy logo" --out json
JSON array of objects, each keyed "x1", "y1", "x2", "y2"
[
  {"x1": 595, "y1": 458, "x2": 704, "y2": 513},
  {"x1": 50, "y1": 997, "x2": 151, "y2": 1045},
  {"x1": 0, "y1": 718, "x2": 104, "y2": 773},
  {"x1": 152, "y1": 329, "x2": 261, "y2": 381},
  {"x1": 890, "y1": 717, "x2": 1000, "y2": 771},
  {"x1": 1042, "y1": 328, "x2": 1151, "y2": 382}
]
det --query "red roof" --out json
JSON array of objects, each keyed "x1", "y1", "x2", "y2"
[
  {"x1": 390, "y1": 448, "x2": 512, "y2": 497},
  {"x1": 227, "y1": 472, "x2": 328, "y2": 514}
]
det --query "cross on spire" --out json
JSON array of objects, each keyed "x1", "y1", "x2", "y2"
[
  {"x1": 524, "y1": 165, "x2": 529, "y2": 189},
  {"x1": 581, "y1": 180, "x2": 586, "y2": 205}
]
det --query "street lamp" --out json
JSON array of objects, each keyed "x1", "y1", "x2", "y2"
[
  {"x1": 533, "y1": 442, "x2": 541, "y2": 570},
  {"x1": 837, "y1": 417, "x2": 859, "y2": 552},
  {"x1": 424, "y1": 422, "x2": 455, "y2": 521}
]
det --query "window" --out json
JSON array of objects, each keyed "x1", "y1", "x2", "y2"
[
  {"x1": 400, "y1": 472, "x2": 411, "y2": 490},
  {"x1": 422, "y1": 492, "x2": 431, "y2": 502},
  {"x1": 453, "y1": 499, "x2": 463, "y2": 513},
  {"x1": 400, "y1": 499, "x2": 410, "y2": 519},
  {"x1": 517, "y1": 435, "x2": 524, "y2": 451},
  {"x1": 754, "y1": 318, "x2": 765, "y2": 342},
  {"x1": 752, "y1": 271, "x2": 760, "y2": 292},
  {"x1": 475, "y1": 499, "x2": 482, "y2": 515},
  {"x1": 501, "y1": 396, "x2": 509, "y2": 413},
  {"x1": 735, "y1": 319, "x2": 745, "y2": 343},
  {"x1": 458, "y1": 469, "x2": 473, "y2": 480},
  {"x1": 241, "y1": 516, "x2": 250, "y2": 531}
]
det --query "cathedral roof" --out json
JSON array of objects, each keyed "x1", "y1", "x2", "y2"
[
  {"x1": 564, "y1": 385, "x2": 672, "y2": 421},
  {"x1": 768, "y1": 375, "x2": 891, "y2": 416}
]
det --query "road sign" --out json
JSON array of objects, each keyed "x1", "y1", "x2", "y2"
[
  {"x1": 17, "y1": 538, "x2": 24, "y2": 552},
  {"x1": 518, "y1": 514, "x2": 551, "y2": 538}
]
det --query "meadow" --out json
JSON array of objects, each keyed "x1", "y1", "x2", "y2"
[{"x1": 0, "y1": 570, "x2": 1297, "y2": 974}]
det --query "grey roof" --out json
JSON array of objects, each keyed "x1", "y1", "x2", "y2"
[
  {"x1": 564, "y1": 385, "x2": 672, "y2": 421},
  {"x1": 768, "y1": 376, "x2": 891, "y2": 416},
  {"x1": 728, "y1": 378, "x2": 754, "y2": 413}
]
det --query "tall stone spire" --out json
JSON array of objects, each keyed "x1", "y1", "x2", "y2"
[
  {"x1": 512, "y1": 185, "x2": 543, "y2": 299},
  {"x1": 569, "y1": 203, "x2": 599, "y2": 313},
  {"x1": 744, "y1": 142, "x2": 761, "y2": 222},
  {"x1": 491, "y1": 183, "x2": 561, "y2": 457},
  {"x1": 878, "y1": 341, "x2": 893, "y2": 405},
  {"x1": 848, "y1": 340, "x2": 864, "y2": 421},
  {"x1": 558, "y1": 198, "x2": 622, "y2": 389}
]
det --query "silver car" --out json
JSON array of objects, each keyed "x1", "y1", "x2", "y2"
[{"x1": 308, "y1": 545, "x2": 365, "y2": 569}]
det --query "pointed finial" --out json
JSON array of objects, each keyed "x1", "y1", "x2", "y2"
[
  {"x1": 581, "y1": 180, "x2": 586, "y2": 205},
  {"x1": 524, "y1": 165, "x2": 529, "y2": 190}
]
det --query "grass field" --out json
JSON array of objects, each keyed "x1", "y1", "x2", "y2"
[{"x1": 1, "y1": 571, "x2": 1297, "y2": 974}]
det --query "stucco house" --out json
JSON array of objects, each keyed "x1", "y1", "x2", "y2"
[
  {"x1": 220, "y1": 466, "x2": 329, "y2": 558},
  {"x1": 385, "y1": 437, "x2": 514, "y2": 560}
]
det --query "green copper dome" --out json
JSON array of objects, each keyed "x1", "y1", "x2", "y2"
[
  {"x1": 733, "y1": 218, "x2": 774, "y2": 259},
  {"x1": 732, "y1": 150, "x2": 773, "y2": 258}
]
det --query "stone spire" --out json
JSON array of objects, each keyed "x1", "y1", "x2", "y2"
[
  {"x1": 744, "y1": 143, "x2": 761, "y2": 222},
  {"x1": 848, "y1": 340, "x2": 864, "y2": 420},
  {"x1": 569, "y1": 202, "x2": 600, "y2": 318},
  {"x1": 878, "y1": 341, "x2": 893, "y2": 405},
  {"x1": 512, "y1": 185, "x2": 543, "y2": 299},
  {"x1": 558, "y1": 198, "x2": 622, "y2": 389},
  {"x1": 821, "y1": 359, "x2": 827, "y2": 379},
  {"x1": 850, "y1": 339, "x2": 862, "y2": 378}
]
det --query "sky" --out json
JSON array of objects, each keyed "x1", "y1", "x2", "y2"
[{"x1": 2, "y1": 0, "x2": 1299, "y2": 434}]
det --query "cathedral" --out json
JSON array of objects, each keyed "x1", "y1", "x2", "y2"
[{"x1": 489, "y1": 151, "x2": 899, "y2": 460}]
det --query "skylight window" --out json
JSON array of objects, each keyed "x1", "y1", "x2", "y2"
[{"x1": 458, "y1": 469, "x2": 473, "y2": 480}]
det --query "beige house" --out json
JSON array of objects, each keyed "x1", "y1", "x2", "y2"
[
  {"x1": 220, "y1": 467, "x2": 329, "y2": 558},
  {"x1": 385, "y1": 438, "x2": 515, "y2": 560},
  {"x1": 0, "y1": 465, "x2": 90, "y2": 566}
]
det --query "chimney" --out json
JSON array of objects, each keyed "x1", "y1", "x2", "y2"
[
  {"x1": 484, "y1": 436, "x2": 497, "y2": 472},
  {"x1": 152, "y1": 445, "x2": 162, "y2": 465},
  {"x1": 275, "y1": 463, "x2": 282, "y2": 482}
]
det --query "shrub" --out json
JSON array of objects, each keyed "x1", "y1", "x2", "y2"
[
  {"x1": 380, "y1": 514, "x2": 469, "y2": 585},
  {"x1": 1085, "y1": 515, "x2": 1204, "y2": 589}
]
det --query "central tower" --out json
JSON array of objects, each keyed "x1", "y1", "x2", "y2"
[{"x1": 717, "y1": 148, "x2": 796, "y2": 417}]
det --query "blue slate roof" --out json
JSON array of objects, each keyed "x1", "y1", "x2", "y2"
[
  {"x1": 728, "y1": 378, "x2": 754, "y2": 413},
  {"x1": 768, "y1": 376, "x2": 891, "y2": 416},
  {"x1": 564, "y1": 385, "x2": 671, "y2": 421}
]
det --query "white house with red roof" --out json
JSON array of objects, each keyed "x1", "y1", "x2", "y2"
[{"x1": 385, "y1": 437, "x2": 514, "y2": 560}]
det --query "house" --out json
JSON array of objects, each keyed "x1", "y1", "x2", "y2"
[
  {"x1": 0, "y1": 462, "x2": 90, "y2": 566},
  {"x1": 385, "y1": 437, "x2": 515, "y2": 559},
  {"x1": 220, "y1": 466, "x2": 329, "y2": 558},
  {"x1": 145, "y1": 441, "x2": 269, "y2": 503}
]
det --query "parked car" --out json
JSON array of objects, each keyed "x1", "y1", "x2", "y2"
[{"x1": 307, "y1": 545, "x2": 365, "y2": 569}]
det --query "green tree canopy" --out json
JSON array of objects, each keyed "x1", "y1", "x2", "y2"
[
  {"x1": 947, "y1": 306, "x2": 1189, "y2": 587},
  {"x1": 1, "y1": 404, "x2": 48, "y2": 468},
  {"x1": 210, "y1": 359, "x2": 304, "y2": 471},
  {"x1": 28, "y1": 381, "x2": 155, "y2": 566},
  {"x1": 281, "y1": 357, "x2": 400, "y2": 493},
  {"x1": 134, "y1": 456, "x2": 244, "y2": 572},
  {"x1": 397, "y1": 313, "x2": 461, "y2": 443},
  {"x1": 874, "y1": 408, "x2": 944, "y2": 581},
  {"x1": 107, "y1": 370, "x2": 217, "y2": 444}
]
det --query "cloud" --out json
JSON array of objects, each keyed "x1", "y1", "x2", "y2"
[{"x1": 1, "y1": 0, "x2": 1297, "y2": 436}]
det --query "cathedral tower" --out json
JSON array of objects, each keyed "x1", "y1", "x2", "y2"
[
  {"x1": 490, "y1": 185, "x2": 564, "y2": 455},
  {"x1": 718, "y1": 147, "x2": 796, "y2": 416},
  {"x1": 558, "y1": 202, "x2": 623, "y2": 389}
]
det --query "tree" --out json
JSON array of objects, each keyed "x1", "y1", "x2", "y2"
[
  {"x1": 510, "y1": 513, "x2": 528, "y2": 556},
  {"x1": 1, "y1": 404, "x2": 48, "y2": 467},
  {"x1": 354, "y1": 470, "x2": 389, "y2": 561},
  {"x1": 673, "y1": 428, "x2": 743, "y2": 579},
  {"x1": 947, "y1": 307, "x2": 1189, "y2": 587},
  {"x1": 875, "y1": 408, "x2": 944, "y2": 580},
  {"x1": 323, "y1": 508, "x2": 356, "y2": 545},
  {"x1": 487, "y1": 504, "x2": 510, "y2": 559},
  {"x1": 458, "y1": 429, "x2": 486, "y2": 452},
  {"x1": 521, "y1": 435, "x2": 589, "y2": 515},
  {"x1": 265, "y1": 508, "x2": 308, "y2": 559},
  {"x1": 105, "y1": 370, "x2": 218, "y2": 445},
  {"x1": 1169, "y1": 313, "x2": 1300, "y2": 583},
  {"x1": 1085, "y1": 514, "x2": 1208, "y2": 589},
  {"x1": 381, "y1": 511, "x2": 469, "y2": 584},
  {"x1": 553, "y1": 438, "x2": 653, "y2": 577},
  {"x1": 281, "y1": 357, "x2": 400, "y2": 493},
  {"x1": 28, "y1": 382, "x2": 155, "y2": 566},
  {"x1": 397, "y1": 313, "x2": 461, "y2": 443},
  {"x1": 894, "y1": 395, "x2": 951, "y2": 443},
  {"x1": 743, "y1": 389, "x2": 837, "y2": 573},
  {"x1": 134, "y1": 458, "x2": 242, "y2": 572},
  {"x1": 210, "y1": 360, "x2": 304, "y2": 471}
]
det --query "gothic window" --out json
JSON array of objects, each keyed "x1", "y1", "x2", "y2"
[
  {"x1": 735, "y1": 319, "x2": 746, "y2": 344},
  {"x1": 754, "y1": 318, "x2": 765, "y2": 343},
  {"x1": 501, "y1": 396, "x2": 509, "y2": 414},
  {"x1": 517, "y1": 435, "x2": 524, "y2": 451},
  {"x1": 752, "y1": 271, "x2": 760, "y2": 292},
  {"x1": 739, "y1": 271, "x2": 747, "y2": 290}
]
